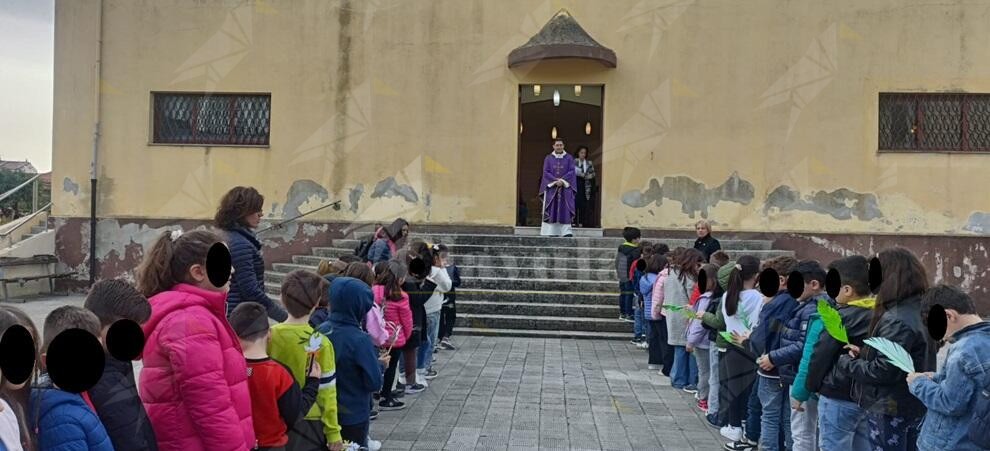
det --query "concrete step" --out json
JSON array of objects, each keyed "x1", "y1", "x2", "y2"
[
  {"x1": 459, "y1": 265, "x2": 615, "y2": 281},
  {"x1": 515, "y1": 226, "x2": 604, "y2": 237},
  {"x1": 337, "y1": 235, "x2": 774, "y2": 250},
  {"x1": 457, "y1": 288, "x2": 614, "y2": 305},
  {"x1": 30, "y1": 225, "x2": 46, "y2": 235},
  {"x1": 456, "y1": 313, "x2": 631, "y2": 333},
  {"x1": 312, "y1": 247, "x2": 363, "y2": 259},
  {"x1": 453, "y1": 255, "x2": 613, "y2": 270},
  {"x1": 463, "y1": 276, "x2": 616, "y2": 294},
  {"x1": 455, "y1": 327, "x2": 627, "y2": 340},
  {"x1": 459, "y1": 300, "x2": 616, "y2": 318}
]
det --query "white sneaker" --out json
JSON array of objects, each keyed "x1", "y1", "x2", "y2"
[
  {"x1": 637, "y1": 341, "x2": 649, "y2": 349},
  {"x1": 398, "y1": 374, "x2": 406, "y2": 385},
  {"x1": 367, "y1": 439, "x2": 382, "y2": 451},
  {"x1": 648, "y1": 364, "x2": 659, "y2": 370},
  {"x1": 720, "y1": 425, "x2": 743, "y2": 441}
]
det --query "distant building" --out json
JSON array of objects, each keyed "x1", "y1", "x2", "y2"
[{"x1": 0, "y1": 160, "x2": 38, "y2": 175}]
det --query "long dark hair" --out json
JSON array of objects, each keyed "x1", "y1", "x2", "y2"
[
  {"x1": 384, "y1": 218, "x2": 409, "y2": 243},
  {"x1": 214, "y1": 186, "x2": 264, "y2": 230},
  {"x1": 646, "y1": 254, "x2": 668, "y2": 274},
  {"x1": 0, "y1": 306, "x2": 37, "y2": 450},
  {"x1": 343, "y1": 262, "x2": 375, "y2": 287},
  {"x1": 725, "y1": 255, "x2": 761, "y2": 316},
  {"x1": 136, "y1": 230, "x2": 223, "y2": 297},
  {"x1": 376, "y1": 261, "x2": 407, "y2": 301},
  {"x1": 674, "y1": 248, "x2": 705, "y2": 282},
  {"x1": 869, "y1": 247, "x2": 929, "y2": 333},
  {"x1": 700, "y1": 264, "x2": 718, "y2": 293}
]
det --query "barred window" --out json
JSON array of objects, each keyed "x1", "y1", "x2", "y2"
[
  {"x1": 879, "y1": 93, "x2": 990, "y2": 152},
  {"x1": 152, "y1": 93, "x2": 271, "y2": 146}
]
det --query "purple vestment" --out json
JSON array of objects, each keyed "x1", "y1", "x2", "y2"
[{"x1": 539, "y1": 152, "x2": 577, "y2": 225}]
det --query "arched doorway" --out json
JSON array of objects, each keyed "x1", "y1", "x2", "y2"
[{"x1": 516, "y1": 84, "x2": 603, "y2": 228}]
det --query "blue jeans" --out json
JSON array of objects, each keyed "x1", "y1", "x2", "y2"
[
  {"x1": 618, "y1": 281, "x2": 634, "y2": 316},
  {"x1": 417, "y1": 311, "x2": 441, "y2": 370},
  {"x1": 747, "y1": 381, "x2": 762, "y2": 442},
  {"x1": 671, "y1": 346, "x2": 698, "y2": 388},
  {"x1": 818, "y1": 395, "x2": 869, "y2": 451},
  {"x1": 758, "y1": 376, "x2": 791, "y2": 451},
  {"x1": 633, "y1": 300, "x2": 645, "y2": 338}
]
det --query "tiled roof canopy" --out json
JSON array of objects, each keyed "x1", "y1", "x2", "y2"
[{"x1": 508, "y1": 9, "x2": 617, "y2": 69}]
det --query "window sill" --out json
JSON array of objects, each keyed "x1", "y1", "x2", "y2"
[
  {"x1": 148, "y1": 142, "x2": 270, "y2": 149},
  {"x1": 878, "y1": 149, "x2": 990, "y2": 155}
]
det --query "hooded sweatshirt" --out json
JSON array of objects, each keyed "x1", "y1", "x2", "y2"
[{"x1": 328, "y1": 277, "x2": 384, "y2": 426}]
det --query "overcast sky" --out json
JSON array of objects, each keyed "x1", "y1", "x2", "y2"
[{"x1": 0, "y1": 0, "x2": 54, "y2": 172}]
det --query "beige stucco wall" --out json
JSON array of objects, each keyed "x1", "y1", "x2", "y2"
[{"x1": 53, "y1": 0, "x2": 990, "y2": 235}]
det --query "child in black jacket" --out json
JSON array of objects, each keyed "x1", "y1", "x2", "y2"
[{"x1": 437, "y1": 245, "x2": 461, "y2": 350}]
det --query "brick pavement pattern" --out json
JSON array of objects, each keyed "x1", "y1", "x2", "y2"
[{"x1": 372, "y1": 336, "x2": 725, "y2": 451}]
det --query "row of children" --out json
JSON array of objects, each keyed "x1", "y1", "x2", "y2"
[
  {"x1": 0, "y1": 227, "x2": 462, "y2": 451},
  {"x1": 619, "y1": 229, "x2": 990, "y2": 451}
]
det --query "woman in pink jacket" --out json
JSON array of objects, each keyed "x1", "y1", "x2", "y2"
[
  {"x1": 372, "y1": 261, "x2": 413, "y2": 411},
  {"x1": 136, "y1": 230, "x2": 255, "y2": 451}
]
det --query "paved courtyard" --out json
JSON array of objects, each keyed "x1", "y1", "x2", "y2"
[{"x1": 12, "y1": 296, "x2": 723, "y2": 450}]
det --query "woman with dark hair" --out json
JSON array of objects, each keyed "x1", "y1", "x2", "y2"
[
  {"x1": 837, "y1": 247, "x2": 936, "y2": 451},
  {"x1": 367, "y1": 219, "x2": 410, "y2": 264},
  {"x1": 574, "y1": 146, "x2": 596, "y2": 228},
  {"x1": 0, "y1": 305, "x2": 38, "y2": 451},
  {"x1": 215, "y1": 186, "x2": 288, "y2": 321},
  {"x1": 694, "y1": 220, "x2": 722, "y2": 262},
  {"x1": 664, "y1": 248, "x2": 705, "y2": 392}
]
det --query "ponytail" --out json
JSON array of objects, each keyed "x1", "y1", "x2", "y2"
[
  {"x1": 136, "y1": 230, "x2": 222, "y2": 297},
  {"x1": 724, "y1": 255, "x2": 760, "y2": 317}
]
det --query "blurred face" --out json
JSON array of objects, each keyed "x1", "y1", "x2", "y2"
[
  {"x1": 695, "y1": 223, "x2": 710, "y2": 238},
  {"x1": 244, "y1": 210, "x2": 263, "y2": 229},
  {"x1": 578, "y1": 148, "x2": 588, "y2": 159},
  {"x1": 401, "y1": 225, "x2": 409, "y2": 237},
  {"x1": 800, "y1": 279, "x2": 822, "y2": 301},
  {"x1": 553, "y1": 141, "x2": 565, "y2": 153}
]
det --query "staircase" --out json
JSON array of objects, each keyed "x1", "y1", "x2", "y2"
[{"x1": 264, "y1": 231, "x2": 794, "y2": 340}]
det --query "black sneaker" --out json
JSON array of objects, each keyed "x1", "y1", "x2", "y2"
[
  {"x1": 391, "y1": 389, "x2": 405, "y2": 399},
  {"x1": 369, "y1": 410, "x2": 379, "y2": 421},
  {"x1": 424, "y1": 368, "x2": 438, "y2": 380},
  {"x1": 405, "y1": 383, "x2": 426, "y2": 394},
  {"x1": 723, "y1": 439, "x2": 758, "y2": 450},
  {"x1": 439, "y1": 338, "x2": 456, "y2": 350},
  {"x1": 378, "y1": 399, "x2": 406, "y2": 411}
]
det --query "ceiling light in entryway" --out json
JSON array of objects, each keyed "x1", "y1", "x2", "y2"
[
  {"x1": 585, "y1": 121, "x2": 592, "y2": 135},
  {"x1": 574, "y1": 85, "x2": 582, "y2": 96},
  {"x1": 551, "y1": 126, "x2": 558, "y2": 139},
  {"x1": 533, "y1": 85, "x2": 541, "y2": 96},
  {"x1": 553, "y1": 89, "x2": 560, "y2": 107}
]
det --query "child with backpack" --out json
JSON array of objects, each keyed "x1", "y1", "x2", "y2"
[
  {"x1": 664, "y1": 248, "x2": 705, "y2": 392},
  {"x1": 686, "y1": 264, "x2": 719, "y2": 413},
  {"x1": 908, "y1": 284, "x2": 990, "y2": 451},
  {"x1": 641, "y1": 254, "x2": 666, "y2": 370},
  {"x1": 374, "y1": 261, "x2": 413, "y2": 411},
  {"x1": 792, "y1": 256, "x2": 875, "y2": 451},
  {"x1": 615, "y1": 227, "x2": 642, "y2": 321},
  {"x1": 630, "y1": 242, "x2": 654, "y2": 347}
]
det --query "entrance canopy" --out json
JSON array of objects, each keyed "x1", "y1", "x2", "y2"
[{"x1": 507, "y1": 9, "x2": 617, "y2": 69}]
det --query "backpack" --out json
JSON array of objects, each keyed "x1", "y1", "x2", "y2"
[
  {"x1": 968, "y1": 362, "x2": 990, "y2": 447},
  {"x1": 354, "y1": 235, "x2": 375, "y2": 261},
  {"x1": 703, "y1": 295, "x2": 721, "y2": 341}
]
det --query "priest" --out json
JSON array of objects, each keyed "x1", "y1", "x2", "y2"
[{"x1": 539, "y1": 139, "x2": 577, "y2": 237}]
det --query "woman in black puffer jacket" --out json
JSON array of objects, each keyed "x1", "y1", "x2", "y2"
[{"x1": 836, "y1": 247, "x2": 936, "y2": 451}]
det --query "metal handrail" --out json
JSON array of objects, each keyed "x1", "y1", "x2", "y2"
[
  {"x1": 0, "y1": 174, "x2": 42, "y2": 204},
  {"x1": 0, "y1": 202, "x2": 52, "y2": 239},
  {"x1": 256, "y1": 200, "x2": 343, "y2": 234}
]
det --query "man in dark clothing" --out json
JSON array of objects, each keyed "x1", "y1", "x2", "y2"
[{"x1": 614, "y1": 227, "x2": 642, "y2": 322}]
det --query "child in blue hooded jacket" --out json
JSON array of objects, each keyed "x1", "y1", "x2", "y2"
[{"x1": 328, "y1": 277, "x2": 386, "y2": 449}]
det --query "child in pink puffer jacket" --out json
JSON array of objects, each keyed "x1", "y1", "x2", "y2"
[
  {"x1": 372, "y1": 261, "x2": 413, "y2": 411},
  {"x1": 136, "y1": 230, "x2": 256, "y2": 451}
]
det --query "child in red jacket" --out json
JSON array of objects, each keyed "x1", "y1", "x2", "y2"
[{"x1": 373, "y1": 261, "x2": 413, "y2": 411}]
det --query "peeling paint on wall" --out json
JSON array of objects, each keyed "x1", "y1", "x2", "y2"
[
  {"x1": 371, "y1": 177, "x2": 419, "y2": 203},
  {"x1": 621, "y1": 172, "x2": 755, "y2": 218},
  {"x1": 764, "y1": 186, "x2": 882, "y2": 221},
  {"x1": 964, "y1": 212, "x2": 990, "y2": 234},
  {"x1": 63, "y1": 178, "x2": 79, "y2": 195},
  {"x1": 284, "y1": 180, "x2": 329, "y2": 217},
  {"x1": 349, "y1": 184, "x2": 364, "y2": 213}
]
